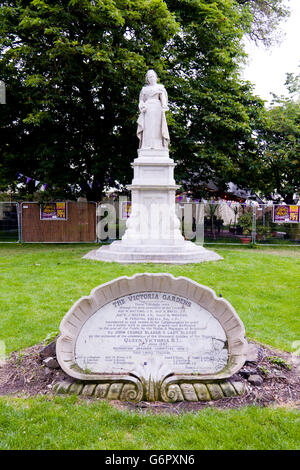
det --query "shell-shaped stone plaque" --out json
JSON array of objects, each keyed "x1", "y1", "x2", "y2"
[{"x1": 56, "y1": 274, "x2": 247, "y2": 393}]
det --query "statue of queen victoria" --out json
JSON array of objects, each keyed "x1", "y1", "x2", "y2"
[
  {"x1": 84, "y1": 68, "x2": 222, "y2": 263},
  {"x1": 137, "y1": 70, "x2": 170, "y2": 150}
]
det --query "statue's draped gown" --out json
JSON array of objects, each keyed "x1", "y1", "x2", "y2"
[{"x1": 137, "y1": 84, "x2": 170, "y2": 149}]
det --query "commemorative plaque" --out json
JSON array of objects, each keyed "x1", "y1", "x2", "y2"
[
  {"x1": 75, "y1": 292, "x2": 228, "y2": 375},
  {"x1": 56, "y1": 274, "x2": 247, "y2": 402}
]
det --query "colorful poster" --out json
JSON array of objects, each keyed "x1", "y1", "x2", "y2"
[
  {"x1": 40, "y1": 202, "x2": 67, "y2": 220},
  {"x1": 273, "y1": 205, "x2": 299, "y2": 223},
  {"x1": 289, "y1": 205, "x2": 300, "y2": 223},
  {"x1": 121, "y1": 201, "x2": 131, "y2": 220},
  {"x1": 56, "y1": 202, "x2": 67, "y2": 219}
]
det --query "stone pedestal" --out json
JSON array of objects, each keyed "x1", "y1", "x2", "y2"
[{"x1": 84, "y1": 149, "x2": 222, "y2": 264}]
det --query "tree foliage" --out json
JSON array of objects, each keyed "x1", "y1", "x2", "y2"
[
  {"x1": 236, "y1": 0, "x2": 290, "y2": 46},
  {"x1": 0, "y1": 0, "x2": 178, "y2": 199},
  {"x1": 0, "y1": 0, "x2": 282, "y2": 201},
  {"x1": 163, "y1": 0, "x2": 265, "y2": 198},
  {"x1": 256, "y1": 73, "x2": 300, "y2": 203}
]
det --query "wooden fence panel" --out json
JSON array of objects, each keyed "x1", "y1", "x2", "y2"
[{"x1": 21, "y1": 202, "x2": 96, "y2": 242}]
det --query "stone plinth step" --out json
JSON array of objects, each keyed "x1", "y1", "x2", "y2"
[{"x1": 84, "y1": 243, "x2": 223, "y2": 264}]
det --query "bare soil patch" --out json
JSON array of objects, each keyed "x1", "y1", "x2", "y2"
[
  {"x1": 0, "y1": 341, "x2": 299, "y2": 414},
  {"x1": 0, "y1": 344, "x2": 66, "y2": 397}
]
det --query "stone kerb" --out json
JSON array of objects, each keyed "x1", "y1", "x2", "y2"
[{"x1": 56, "y1": 273, "x2": 247, "y2": 390}]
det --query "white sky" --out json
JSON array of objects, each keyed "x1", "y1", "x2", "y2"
[{"x1": 242, "y1": 0, "x2": 300, "y2": 104}]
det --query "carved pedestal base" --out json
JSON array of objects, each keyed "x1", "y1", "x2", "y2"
[
  {"x1": 84, "y1": 149, "x2": 222, "y2": 264},
  {"x1": 54, "y1": 379, "x2": 245, "y2": 403}
]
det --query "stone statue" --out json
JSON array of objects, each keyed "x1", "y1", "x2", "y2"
[
  {"x1": 85, "y1": 68, "x2": 223, "y2": 264},
  {"x1": 137, "y1": 70, "x2": 170, "y2": 150}
]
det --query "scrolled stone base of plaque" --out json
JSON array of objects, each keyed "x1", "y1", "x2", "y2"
[
  {"x1": 53, "y1": 379, "x2": 246, "y2": 402},
  {"x1": 54, "y1": 381, "x2": 144, "y2": 402}
]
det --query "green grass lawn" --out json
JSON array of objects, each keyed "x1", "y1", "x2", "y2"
[
  {"x1": 1, "y1": 243, "x2": 299, "y2": 353},
  {"x1": 0, "y1": 243, "x2": 299, "y2": 450},
  {"x1": 0, "y1": 396, "x2": 299, "y2": 450}
]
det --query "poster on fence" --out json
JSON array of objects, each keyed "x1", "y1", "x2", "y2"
[
  {"x1": 120, "y1": 201, "x2": 131, "y2": 220},
  {"x1": 40, "y1": 202, "x2": 67, "y2": 220},
  {"x1": 273, "y1": 205, "x2": 300, "y2": 224}
]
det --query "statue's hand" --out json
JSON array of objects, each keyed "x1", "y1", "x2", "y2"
[{"x1": 140, "y1": 104, "x2": 147, "y2": 113}]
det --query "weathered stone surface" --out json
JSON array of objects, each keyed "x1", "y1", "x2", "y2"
[
  {"x1": 245, "y1": 343, "x2": 260, "y2": 364},
  {"x1": 54, "y1": 380, "x2": 244, "y2": 402},
  {"x1": 180, "y1": 384, "x2": 198, "y2": 401},
  {"x1": 220, "y1": 381, "x2": 236, "y2": 398},
  {"x1": 56, "y1": 274, "x2": 247, "y2": 402},
  {"x1": 81, "y1": 384, "x2": 97, "y2": 396},
  {"x1": 40, "y1": 340, "x2": 57, "y2": 360},
  {"x1": 74, "y1": 292, "x2": 229, "y2": 376},
  {"x1": 69, "y1": 382, "x2": 84, "y2": 395},
  {"x1": 43, "y1": 357, "x2": 59, "y2": 369},
  {"x1": 57, "y1": 273, "x2": 247, "y2": 388},
  {"x1": 107, "y1": 383, "x2": 124, "y2": 400},
  {"x1": 166, "y1": 384, "x2": 184, "y2": 402},
  {"x1": 120, "y1": 384, "x2": 139, "y2": 402},
  {"x1": 207, "y1": 383, "x2": 224, "y2": 401},
  {"x1": 194, "y1": 383, "x2": 211, "y2": 401},
  {"x1": 95, "y1": 383, "x2": 110, "y2": 398},
  {"x1": 247, "y1": 374, "x2": 263, "y2": 386},
  {"x1": 231, "y1": 381, "x2": 245, "y2": 395},
  {"x1": 54, "y1": 381, "x2": 71, "y2": 394},
  {"x1": 240, "y1": 367, "x2": 260, "y2": 378}
]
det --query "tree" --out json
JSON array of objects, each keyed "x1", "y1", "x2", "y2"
[
  {"x1": 163, "y1": 0, "x2": 265, "y2": 198},
  {"x1": 0, "y1": 0, "x2": 265, "y2": 201},
  {"x1": 236, "y1": 0, "x2": 290, "y2": 46},
  {"x1": 256, "y1": 72, "x2": 300, "y2": 203},
  {"x1": 0, "y1": 0, "x2": 178, "y2": 200}
]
